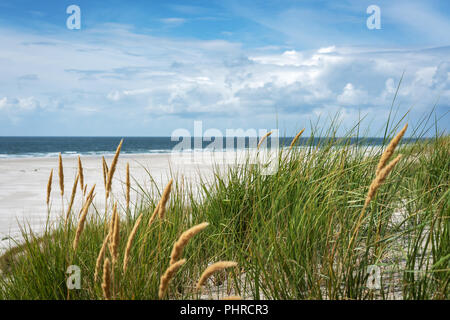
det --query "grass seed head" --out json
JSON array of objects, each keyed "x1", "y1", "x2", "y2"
[
  {"x1": 110, "y1": 203, "x2": 120, "y2": 264},
  {"x1": 73, "y1": 184, "x2": 96, "y2": 251},
  {"x1": 123, "y1": 213, "x2": 143, "y2": 273},
  {"x1": 105, "y1": 139, "x2": 123, "y2": 199},
  {"x1": 102, "y1": 258, "x2": 111, "y2": 300},
  {"x1": 158, "y1": 259, "x2": 186, "y2": 299},
  {"x1": 94, "y1": 233, "x2": 110, "y2": 282},
  {"x1": 58, "y1": 153, "x2": 64, "y2": 196},
  {"x1": 257, "y1": 131, "x2": 273, "y2": 149},
  {"x1": 78, "y1": 156, "x2": 84, "y2": 193},
  {"x1": 289, "y1": 128, "x2": 305, "y2": 149},
  {"x1": 158, "y1": 179, "x2": 173, "y2": 219},
  {"x1": 376, "y1": 123, "x2": 407, "y2": 176},
  {"x1": 102, "y1": 156, "x2": 108, "y2": 188},
  {"x1": 170, "y1": 222, "x2": 209, "y2": 265},
  {"x1": 147, "y1": 202, "x2": 160, "y2": 227},
  {"x1": 365, "y1": 154, "x2": 403, "y2": 209},
  {"x1": 196, "y1": 261, "x2": 238, "y2": 290},
  {"x1": 126, "y1": 162, "x2": 130, "y2": 211},
  {"x1": 46, "y1": 169, "x2": 53, "y2": 205}
]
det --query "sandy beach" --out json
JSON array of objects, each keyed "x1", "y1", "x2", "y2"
[
  {"x1": 0, "y1": 146, "x2": 364, "y2": 253},
  {"x1": 0, "y1": 151, "x2": 252, "y2": 253}
]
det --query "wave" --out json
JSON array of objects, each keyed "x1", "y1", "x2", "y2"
[{"x1": 0, "y1": 148, "x2": 234, "y2": 159}]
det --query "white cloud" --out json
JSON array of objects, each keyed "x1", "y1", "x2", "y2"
[
  {"x1": 0, "y1": 96, "x2": 40, "y2": 112},
  {"x1": 318, "y1": 46, "x2": 336, "y2": 54},
  {"x1": 337, "y1": 83, "x2": 369, "y2": 106},
  {"x1": 107, "y1": 91, "x2": 122, "y2": 101},
  {"x1": 0, "y1": 97, "x2": 7, "y2": 110},
  {"x1": 160, "y1": 18, "x2": 187, "y2": 27},
  {"x1": 0, "y1": 24, "x2": 448, "y2": 135}
]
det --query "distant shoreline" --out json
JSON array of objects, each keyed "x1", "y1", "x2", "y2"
[{"x1": 0, "y1": 136, "x2": 427, "y2": 159}]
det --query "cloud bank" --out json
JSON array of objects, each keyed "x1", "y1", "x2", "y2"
[{"x1": 0, "y1": 23, "x2": 448, "y2": 136}]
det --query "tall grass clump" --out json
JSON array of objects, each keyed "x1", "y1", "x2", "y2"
[{"x1": 0, "y1": 111, "x2": 448, "y2": 300}]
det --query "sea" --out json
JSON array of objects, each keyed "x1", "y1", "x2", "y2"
[{"x1": 0, "y1": 136, "x2": 419, "y2": 158}]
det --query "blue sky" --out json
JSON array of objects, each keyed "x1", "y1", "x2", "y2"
[{"x1": 0, "y1": 0, "x2": 449, "y2": 136}]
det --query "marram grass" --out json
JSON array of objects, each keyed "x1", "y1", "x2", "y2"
[
  {"x1": 46, "y1": 169, "x2": 53, "y2": 206},
  {"x1": 0, "y1": 115, "x2": 448, "y2": 300},
  {"x1": 123, "y1": 213, "x2": 143, "y2": 273},
  {"x1": 170, "y1": 222, "x2": 209, "y2": 265},
  {"x1": 159, "y1": 259, "x2": 186, "y2": 299},
  {"x1": 73, "y1": 184, "x2": 95, "y2": 251},
  {"x1": 78, "y1": 155, "x2": 84, "y2": 194},
  {"x1": 196, "y1": 261, "x2": 238, "y2": 290},
  {"x1": 105, "y1": 139, "x2": 123, "y2": 200}
]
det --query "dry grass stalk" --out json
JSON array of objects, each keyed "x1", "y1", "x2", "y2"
[
  {"x1": 73, "y1": 184, "x2": 96, "y2": 251},
  {"x1": 123, "y1": 213, "x2": 143, "y2": 273},
  {"x1": 170, "y1": 222, "x2": 209, "y2": 265},
  {"x1": 83, "y1": 184, "x2": 96, "y2": 205},
  {"x1": 364, "y1": 154, "x2": 403, "y2": 210},
  {"x1": 158, "y1": 179, "x2": 173, "y2": 219},
  {"x1": 95, "y1": 209, "x2": 117, "y2": 281},
  {"x1": 94, "y1": 233, "x2": 110, "y2": 282},
  {"x1": 102, "y1": 258, "x2": 111, "y2": 300},
  {"x1": 105, "y1": 139, "x2": 123, "y2": 199},
  {"x1": 77, "y1": 183, "x2": 95, "y2": 218},
  {"x1": 350, "y1": 124, "x2": 407, "y2": 248},
  {"x1": 108, "y1": 205, "x2": 117, "y2": 243},
  {"x1": 78, "y1": 156, "x2": 84, "y2": 193},
  {"x1": 46, "y1": 169, "x2": 53, "y2": 205},
  {"x1": 376, "y1": 123, "x2": 408, "y2": 176},
  {"x1": 65, "y1": 172, "x2": 79, "y2": 226},
  {"x1": 109, "y1": 203, "x2": 120, "y2": 264},
  {"x1": 196, "y1": 261, "x2": 238, "y2": 290},
  {"x1": 102, "y1": 156, "x2": 108, "y2": 188},
  {"x1": 158, "y1": 259, "x2": 186, "y2": 299},
  {"x1": 348, "y1": 154, "x2": 403, "y2": 251},
  {"x1": 58, "y1": 153, "x2": 64, "y2": 196},
  {"x1": 148, "y1": 203, "x2": 160, "y2": 227},
  {"x1": 126, "y1": 162, "x2": 130, "y2": 211},
  {"x1": 289, "y1": 128, "x2": 305, "y2": 150},
  {"x1": 257, "y1": 131, "x2": 272, "y2": 149}
]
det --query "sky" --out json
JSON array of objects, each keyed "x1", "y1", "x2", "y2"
[{"x1": 0, "y1": 0, "x2": 449, "y2": 137}]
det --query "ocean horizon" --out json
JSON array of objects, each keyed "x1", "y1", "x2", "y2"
[{"x1": 0, "y1": 136, "x2": 424, "y2": 158}]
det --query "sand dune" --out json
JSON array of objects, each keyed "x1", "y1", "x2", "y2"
[{"x1": 0, "y1": 151, "x2": 251, "y2": 252}]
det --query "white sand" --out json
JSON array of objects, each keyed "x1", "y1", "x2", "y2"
[
  {"x1": 0, "y1": 152, "x2": 212, "y2": 251},
  {"x1": 0, "y1": 149, "x2": 273, "y2": 253}
]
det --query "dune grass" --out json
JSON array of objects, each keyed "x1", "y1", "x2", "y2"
[{"x1": 0, "y1": 114, "x2": 448, "y2": 300}]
